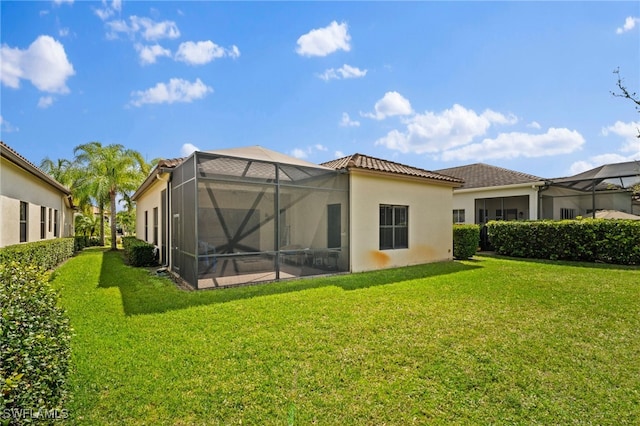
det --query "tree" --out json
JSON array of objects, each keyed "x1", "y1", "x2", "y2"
[
  {"x1": 611, "y1": 68, "x2": 640, "y2": 199},
  {"x1": 611, "y1": 67, "x2": 640, "y2": 138},
  {"x1": 73, "y1": 142, "x2": 147, "y2": 250}
]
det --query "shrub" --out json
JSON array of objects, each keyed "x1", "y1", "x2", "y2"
[
  {"x1": 453, "y1": 224, "x2": 480, "y2": 260},
  {"x1": 0, "y1": 238, "x2": 75, "y2": 271},
  {"x1": 486, "y1": 219, "x2": 640, "y2": 265},
  {"x1": 74, "y1": 236, "x2": 89, "y2": 252},
  {"x1": 122, "y1": 237, "x2": 157, "y2": 267},
  {"x1": 0, "y1": 262, "x2": 71, "y2": 424}
]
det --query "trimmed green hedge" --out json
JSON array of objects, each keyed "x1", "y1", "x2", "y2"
[
  {"x1": 0, "y1": 262, "x2": 71, "y2": 424},
  {"x1": 486, "y1": 219, "x2": 640, "y2": 264},
  {"x1": 0, "y1": 238, "x2": 75, "y2": 271},
  {"x1": 122, "y1": 237, "x2": 157, "y2": 267},
  {"x1": 453, "y1": 224, "x2": 480, "y2": 260}
]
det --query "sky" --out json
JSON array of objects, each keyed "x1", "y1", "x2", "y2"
[{"x1": 1, "y1": 1, "x2": 639, "y2": 180}]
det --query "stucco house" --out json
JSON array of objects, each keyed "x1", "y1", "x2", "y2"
[
  {"x1": 437, "y1": 161, "x2": 640, "y2": 226},
  {"x1": 132, "y1": 146, "x2": 462, "y2": 289},
  {"x1": 0, "y1": 141, "x2": 75, "y2": 248}
]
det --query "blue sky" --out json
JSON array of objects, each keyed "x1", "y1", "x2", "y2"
[{"x1": 1, "y1": 1, "x2": 639, "y2": 179}]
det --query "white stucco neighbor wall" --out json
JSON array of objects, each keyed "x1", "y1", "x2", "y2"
[
  {"x1": 349, "y1": 170, "x2": 456, "y2": 273},
  {"x1": 452, "y1": 184, "x2": 542, "y2": 224},
  {"x1": 0, "y1": 157, "x2": 74, "y2": 247}
]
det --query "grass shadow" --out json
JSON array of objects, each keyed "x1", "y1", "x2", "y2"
[{"x1": 96, "y1": 249, "x2": 482, "y2": 316}]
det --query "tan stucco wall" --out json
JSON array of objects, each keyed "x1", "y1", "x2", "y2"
[
  {"x1": 0, "y1": 157, "x2": 74, "y2": 247},
  {"x1": 349, "y1": 170, "x2": 455, "y2": 273},
  {"x1": 134, "y1": 175, "x2": 167, "y2": 248}
]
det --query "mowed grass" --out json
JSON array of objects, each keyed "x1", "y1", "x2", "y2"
[{"x1": 52, "y1": 248, "x2": 640, "y2": 425}]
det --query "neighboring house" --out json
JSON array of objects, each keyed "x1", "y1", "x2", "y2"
[
  {"x1": 132, "y1": 146, "x2": 462, "y2": 289},
  {"x1": 437, "y1": 161, "x2": 640, "y2": 226},
  {"x1": 0, "y1": 141, "x2": 75, "y2": 248},
  {"x1": 435, "y1": 163, "x2": 546, "y2": 225},
  {"x1": 547, "y1": 161, "x2": 640, "y2": 218}
]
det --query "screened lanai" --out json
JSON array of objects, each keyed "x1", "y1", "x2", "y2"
[
  {"x1": 543, "y1": 161, "x2": 640, "y2": 219},
  {"x1": 170, "y1": 147, "x2": 349, "y2": 289}
]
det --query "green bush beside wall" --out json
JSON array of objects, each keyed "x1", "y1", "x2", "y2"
[
  {"x1": 486, "y1": 219, "x2": 640, "y2": 264},
  {"x1": 453, "y1": 224, "x2": 480, "y2": 260},
  {"x1": 0, "y1": 262, "x2": 71, "y2": 424},
  {"x1": 122, "y1": 236, "x2": 157, "y2": 267},
  {"x1": 0, "y1": 238, "x2": 75, "y2": 271}
]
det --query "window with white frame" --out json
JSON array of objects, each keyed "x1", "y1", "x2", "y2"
[
  {"x1": 379, "y1": 205, "x2": 408, "y2": 250},
  {"x1": 20, "y1": 201, "x2": 28, "y2": 242},
  {"x1": 453, "y1": 209, "x2": 465, "y2": 224},
  {"x1": 560, "y1": 208, "x2": 575, "y2": 220}
]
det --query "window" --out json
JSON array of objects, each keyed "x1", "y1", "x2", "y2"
[
  {"x1": 560, "y1": 208, "x2": 575, "y2": 220},
  {"x1": 327, "y1": 204, "x2": 341, "y2": 249},
  {"x1": 144, "y1": 210, "x2": 149, "y2": 241},
  {"x1": 41, "y1": 206, "x2": 46, "y2": 239},
  {"x1": 48, "y1": 208, "x2": 52, "y2": 232},
  {"x1": 20, "y1": 202, "x2": 28, "y2": 242},
  {"x1": 453, "y1": 209, "x2": 465, "y2": 224},
  {"x1": 379, "y1": 205, "x2": 408, "y2": 250},
  {"x1": 153, "y1": 207, "x2": 159, "y2": 245},
  {"x1": 54, "y1": 209, "x2": 59, "y2": 237}
]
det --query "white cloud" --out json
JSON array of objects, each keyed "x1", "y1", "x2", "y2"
[
  {"x1": 180, "y1": 143, "x2": 200, "y2": 157},
  {"x1": 58, "y1": 27, "x2": 70, "y2": 37},
  {"x1": 569, "y1": 153, "x2": 638, "y2": 175},
  {"x1": 130, "y1": 78, "x2": 213, "y2": 107},
  {"x1": 440, "y1": 128, "x2": 585, "y2": 161},
  {"x1": 175, "y1": 41, "x2": 240, "y2": 65},
  {"x1": 291, "y1": 148, "x2": 308, "y2": 159},
  {"x1": 135, "y1": 43, "x2": 171, "y2": 65},
  {"x1": 616, "y1": 16, "x2": 639, "y2": 34},
  {"x1": 340, "y1": 112, "x2": 360, "y2": 127},
  {"x1": 94, "y1": 0, "x2": 121, "y2": 21},
  {"x1": 319, "y1": 64, "x2": 367, "y2": 81},
  {"x1": 375, "y1": 104, "x2": 517, "y2": 154},
  {"x1": 291, "y1": 145, "x2": 328, "y2": 159},
  {"x1": 602, "y1": 120, "x2": 640, "y2": 152},
  {"x1": 527, "y1": 121, "x2": 541, "y2": 129},
  {"x1": 38, "y1": 96, "x2": 54, "y2": 108},
  {"x1": 1, "y1": 35, "x2": 75, "y2": 93},
  {"x1": 363, "y1": 91, "x2": 413, "y2": 120},
  {"x1": 107, "y1": 16, "x2": 180, "y2": 41},
  {"x1": 53, "y1": 0, "x2": 74, "y2": 5},
  {"x1": 334, "y1": 150, "x2": 345, "y2": 158},
  {"x1": 0, "y1": 116, "x2": 19, "y2": 133},
  {"x1": 296, "y1": 21, "x2": 351, "y2": 57}
]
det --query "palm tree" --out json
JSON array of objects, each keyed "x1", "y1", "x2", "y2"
[{"x1": 74, "y1": 142, "x2": 147, "y2": 250}]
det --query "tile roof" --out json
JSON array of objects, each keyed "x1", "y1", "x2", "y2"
[
  {"x1": 322, "y1": 153, "x2": 464, "y2": 185},
  {"x1": 0, "y1": 141, "x2": 72, "y2": 195},
  {"x1": 435, "y1": 163, "x2": 545, "y2": 189}
]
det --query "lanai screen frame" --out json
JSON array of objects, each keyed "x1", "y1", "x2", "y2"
[
  {"x1": 547, "y1": 161, "x2": 640, "y2": 218},
  {"x1": 170, "y1": 151, "x2": 350, "y2": 289}
]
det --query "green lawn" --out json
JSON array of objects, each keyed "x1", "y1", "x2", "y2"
[{"x1": 53, "y1": 248, "x2": 640, "y2": 425}]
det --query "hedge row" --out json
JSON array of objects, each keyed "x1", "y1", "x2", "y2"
[
  {"x1": 74, "y1": 236, "x2": 102, "y2": 251},
  {"x1": 122, "y1": 236, "x2": 157, "y2": 267},
  {"x1": 486, "y1": 219, "x2": 640, "y2": 264},
  {"x1": 0, "y1": 242, "x2": 73, "y2": 424},
  {"x1": 0, "y1": 238, "x2": 75, "y2": 272},
  {"x1": 453, "y1": 224, "x2": 480, "y2": 260}
]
